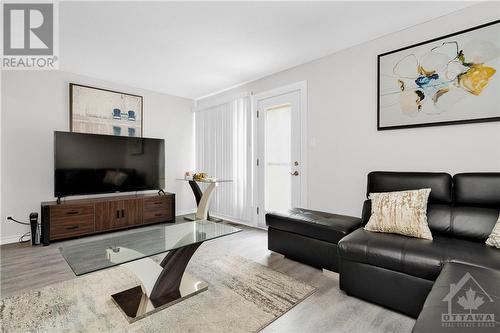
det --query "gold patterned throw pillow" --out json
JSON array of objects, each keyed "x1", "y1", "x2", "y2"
[
  {"x1": 364, "y1": 188, "x2": 433, "y2": 240},
  {"x1": 486, "y1": 215, "x2": 500, "y2": 249}
]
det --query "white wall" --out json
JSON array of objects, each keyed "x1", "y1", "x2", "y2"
[
  {"x1": 198, "y1": 1, "x2": 500, "y2": 218},
  {"x1": 1, "y1": 70, "x2": 196, "y2": 244}
]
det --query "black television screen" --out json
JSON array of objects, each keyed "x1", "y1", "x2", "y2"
[{"x1": 54, "y1": 131, "x2": 165, "y2": 197}]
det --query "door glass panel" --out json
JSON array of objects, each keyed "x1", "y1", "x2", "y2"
[{"x1": 265, "y1": 104, "x2": 291, "y2": 212}]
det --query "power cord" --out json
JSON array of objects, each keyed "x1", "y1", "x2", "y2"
[
  {"x1": 7, "y1": 216, "x2": 32, "y2": 243},
  {"x1": 7, "y1": 216, "x2": 30, "y2": 225},
  {"x1": 19, "y1": 231, "x2": 31, "y2": 243}
]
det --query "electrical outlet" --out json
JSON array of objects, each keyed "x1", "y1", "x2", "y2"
[{"x1": 6, "y1": 215, "x2": 14, "y2": 221}]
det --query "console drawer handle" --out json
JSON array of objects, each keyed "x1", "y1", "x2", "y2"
[
  {"x1": 66, "y1": 225, "x2": 79, "y2": 230},
  {"x1": 154, "y1": 213, "x2": 162, "y2": 217},
  {"x1": 66, "y1": 211, "x2": 79, "y2": 215}
]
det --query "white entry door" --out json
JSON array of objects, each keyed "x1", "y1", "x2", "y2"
[{"x1": 255, "y1": 85, "x2": 306, "y2": 227}]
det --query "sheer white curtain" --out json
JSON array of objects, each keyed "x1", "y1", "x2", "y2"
[{"x1": 195, "y1": 96, "x2": 252, "y2": 222}]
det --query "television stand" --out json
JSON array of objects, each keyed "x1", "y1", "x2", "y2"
[
  {"x1": 41, "y1": 192, "x2": 176, "y2": 245},
  {"x1": 158, "y1": 189, "x2": 166, "y2": 196}
]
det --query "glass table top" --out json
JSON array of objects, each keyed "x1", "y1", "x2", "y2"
[{"x1": 59, "y1": 221, "x2": 241, "y2": 276}]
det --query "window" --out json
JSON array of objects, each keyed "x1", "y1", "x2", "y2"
[{"x1": 195, "y1": 96, "x2": 252, "y2": 222}]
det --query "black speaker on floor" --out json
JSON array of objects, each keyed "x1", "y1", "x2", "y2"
[{"x1": 29, "y1": 213, "x2": 40, "y2": 245}]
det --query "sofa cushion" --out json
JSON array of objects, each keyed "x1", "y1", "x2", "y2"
[
  {"x1": 451, "y1": 206, "x2": 500, "y2": 242},
  {"x1": 339, "y1": 228, "x2": 444, "y2": 280},
  {"x1": 445, "y1": 237, "x2": 500, "y2": 271},
  {"x1": 362, "y1": 201, "x2": 452, "y2": 236},
  {"x1": 486, "y1": 214, "x2": 500, "y2": 248},
  {"x1": 413, "y1": 262, "x2": 500, "y2": 333},
  {"x1": 427, "y1": 204, "x2": 452, "y2": 235},
  {"x1": 367, "y1": 171, "x2": 452, "y2": 204},
  {"x1": 454, "y1": 173, "x2": 500, "y2": 207},
  {"x1": 338, "y1": 228, "x2": 500, "y2": 281},
  {"x1": 365, "y1": 189, "x2": 433, "y2": 240},
  {"x1": 266, "y1": 208, "x2": 361, "y2": 244}
]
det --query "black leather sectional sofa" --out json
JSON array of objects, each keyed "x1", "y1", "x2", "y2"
[{"x1": 267, "y1": 172, "x2": 500, "y2": 332}]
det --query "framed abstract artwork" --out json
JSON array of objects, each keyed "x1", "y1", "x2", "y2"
[
  {"x1": 70, "y1": 83, "x2": 143, "y2": 137},
  {"x1": 378, "y1": 20, "x2": 500, "y2": 130}
]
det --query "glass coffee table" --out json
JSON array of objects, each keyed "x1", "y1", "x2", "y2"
[{"x1": 59, "y1": 221, "x2": 241, "y2": 322}]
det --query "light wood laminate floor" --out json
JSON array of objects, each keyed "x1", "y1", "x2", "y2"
[{"x1": 1, "y1": 217, "x2": 415, "y2": 332}]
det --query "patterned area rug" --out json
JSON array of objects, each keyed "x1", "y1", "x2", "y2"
[{"x1": 0, "y1": 254, "x2": 315, "y2": 333}]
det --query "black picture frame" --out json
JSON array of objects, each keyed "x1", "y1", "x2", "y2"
[
  {"x1": 377, "y1": 19, "x2": 500, "y2": 131},
  {"x1": 69, "y1": 83, "x2": 144, "y2": 137}
]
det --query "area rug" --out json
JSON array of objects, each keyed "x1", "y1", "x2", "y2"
[{"x1": 0, "y1": 254, "x2": 315, "y2": 333}]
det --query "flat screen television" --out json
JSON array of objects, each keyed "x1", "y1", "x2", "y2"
[{"x1": 54, "y1": 131, "x2": 165, "y2": 197}]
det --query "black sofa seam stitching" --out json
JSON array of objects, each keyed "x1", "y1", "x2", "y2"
[{"x1": 401, "y1": 238, "x2": 408, "y2": 275}]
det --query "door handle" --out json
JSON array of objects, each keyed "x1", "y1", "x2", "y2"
[
  {"x1": 290, "y1": 171, "x2": 299, "y2": 176},
  {"x1": 121, "y1": 209, "x2": 125, "y2": 218},
  {"x1": 116, "y1": 210, "x2": 120, "y2": 218}
]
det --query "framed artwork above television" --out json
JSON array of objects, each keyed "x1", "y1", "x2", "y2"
[
  {"x1": 378, "y1": 20, "x2": 500, "y2": 130},
  {"x1": 69, "y1": 83, "x2": 143, "y2": 137}
]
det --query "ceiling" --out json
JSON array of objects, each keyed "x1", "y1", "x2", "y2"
[{"x1": 60, "y1": 1, "x2": 477, "y2": 99}]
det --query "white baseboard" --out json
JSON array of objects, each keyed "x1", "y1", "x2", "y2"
[
  {"x1": 0, "y1": 234, "x2": 26, "y2": 245},
  {"x1": 209, "y1": 213, "x2": 266, "y2": 230}
]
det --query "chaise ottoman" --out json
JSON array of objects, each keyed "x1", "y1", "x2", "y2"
[{"x1": 266, "y1": 208, "x2": 361, "y2": 272}]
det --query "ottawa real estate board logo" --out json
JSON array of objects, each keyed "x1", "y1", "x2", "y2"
[
  {"x1": 441, "y1": 272, "x2": 497, "y2": 329},
  {"x1": 2, "y1": 2, "x2": 58, "y2": 69}
]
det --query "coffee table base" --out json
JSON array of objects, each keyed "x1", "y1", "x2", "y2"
[{"x1": 111, "y1": 272, "x2": 208, "y2": 323}]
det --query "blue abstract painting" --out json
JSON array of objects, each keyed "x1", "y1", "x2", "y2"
[{"x1": 378, "y1": 21, "x2": 499, "y2": 129}]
